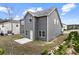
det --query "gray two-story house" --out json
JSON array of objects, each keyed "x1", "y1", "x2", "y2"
[{"x1": 20, "y1": 8, "x2": 62, "y2": 41}]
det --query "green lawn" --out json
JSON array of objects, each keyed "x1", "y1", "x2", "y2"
[{"x1": 0, "y1": 34, "x2": 67, "y2": 55}]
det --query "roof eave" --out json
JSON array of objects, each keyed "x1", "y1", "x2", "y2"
[
  {"x1": 47, "y1": 8, "x2": 56, "y2": 16},
  {"x1": 24, "y1": 11, "x2": 34, "y2": 19}
]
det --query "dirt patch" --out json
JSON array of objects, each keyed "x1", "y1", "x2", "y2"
[{"x1": 0, "y1": 34, "x2": 67, "y2": 55}]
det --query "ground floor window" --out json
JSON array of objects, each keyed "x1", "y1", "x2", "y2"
[
  {"x1": 38, "y1": 30, "x2": 45, "y2": 38},
  {"x1": 7, "y1": 31, "x2": 12, "y2": 34},
  {"x1": 26, "y1": 30, "x2": 27, "y2": 35},
  {"x1": 39, "y1": 31, "x2": 41, "y2": 36},
  {"x1": 42, "y1": 31, "x2": 45, "y2": 37}
]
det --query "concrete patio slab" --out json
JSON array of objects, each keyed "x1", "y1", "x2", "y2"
[{"x1": 15, "y1": 38, "x2": 33, "y2": 44}]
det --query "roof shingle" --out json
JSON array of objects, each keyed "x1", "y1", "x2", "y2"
[{"x1": 29, "y1": 8, "x2": 56, "y2": 17}]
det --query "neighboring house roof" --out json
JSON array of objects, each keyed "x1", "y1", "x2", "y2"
[
  {"x1": 0, "y1": 20, "x2": 20, "y2": 24},
  {"x1": 0, "y1": 20, "x2": 8, "y2": 23},
  {"x1": 10, "y1": 20, "x2": 20, "y2": 23},
  {"x1": 62, "y1": 23, "x2": 67, "y2": 25}
]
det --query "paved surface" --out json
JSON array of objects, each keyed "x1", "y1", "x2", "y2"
[{"x1": 15, "y1": 38, "x2": 33, "y2": 44}]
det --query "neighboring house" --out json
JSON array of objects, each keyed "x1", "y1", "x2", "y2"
[
  {"x1": 62, "y1": 23, "x2": 67, "y2": 31},
  {"x1": 0, "y1": 20, "x2": 20, "y2": 35},
  {"x1": 20, "y1": 8, "x2": 63, "y2": 41},
  {"x1": 67, "y1": 24, "x2": 79, "y2": 30}
]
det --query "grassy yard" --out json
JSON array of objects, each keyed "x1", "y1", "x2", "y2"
[{"x1": 0, "y1": 34, "x2": 67, "y2": 55}]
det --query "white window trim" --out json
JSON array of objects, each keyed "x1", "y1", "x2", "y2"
[
  {"x1": 54, "y1": 19, "x2": 56, "y2": 24},
  {"x1": 38, "y1": 30, "x2": 45, "y2": 38},
  {"x1": 54, "y1": 18, "x2": 59, "y2": 25}
]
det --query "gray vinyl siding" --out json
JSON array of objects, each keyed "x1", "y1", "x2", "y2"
[
  {"x1": 47, "y1": 9, "x2": 62, "y2": 41},
  {"x1": 24, "y1": 13, "x2": 35, "y2": 39},
  {"x1": 20, "y1": 20, "x2": 24, "y2": 36},
  {"x1": 22, "y1": 8, "x2": 62, "y2": 41},
  {"x1": 35, "y1": 16, "x2": 47, "y2": 40},
  {"x1": 35, "y1": 18, "x2": 38, "y2": 39}
]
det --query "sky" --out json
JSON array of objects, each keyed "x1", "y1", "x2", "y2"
[{"x1": 0, "y1": 3, "x2": 78, "y2": 24}]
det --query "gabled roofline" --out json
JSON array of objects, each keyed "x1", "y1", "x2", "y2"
[
  {"x1": 47, "y1": 8, "x2": 56, "y2": 16},
  {"x1": 47, "y1": 8, "x2": 63, "y2": 27},
  {"x1": 55, "y1": 8, "x2": 63, "y2": 27},
  {"x1": 24, "y1": 8, "x2": 56, "y2": 18},
  {"x1": 24, "y1": 11, "x2": 34, "y2": 19}
]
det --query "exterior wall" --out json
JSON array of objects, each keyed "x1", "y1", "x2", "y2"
[
  {"x1": 35, "y1": 16, "x2": 47, "y2": 40},
  {"x1": 47, "y1": 9, "x2": 62, "y2": 41},
  {"x1": 23, "y1": 13, "x2": 35, "y2": 39},
  {"x1": 22, "y1": 9, "x2": 62, "y2": 41},
  {"x1": 12, "y1": 23, "x2": 20, "y2": 34},
  {"x1": 20, "y1": 20, "x2": 24, "y2": 36},
  {"x1": 0, "y1": 23, "x2": 8, "y2": 34},
  {"x1": 0, "y1": 22, "x2": 20, "y2": 34}
]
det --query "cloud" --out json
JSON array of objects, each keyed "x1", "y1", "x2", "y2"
[
  {"x1": 13, "y1": 7, "x2": 43, "y2": 20},
  {"x1": 36, "y1": 7, "x2": 43, "y2": 11},
  {"x1": 13, "y1": 15, "x2": 22, "y2": 20},
  {"x1": 0, "y1": 6, "x2": 8, "y2": 13},
  {"x1": 61, "y1": 3, "x2": 76, "y2": 15},
  {"x1": 65, "y1": 18, "x2": 79, "y2": 24},
  {"x1": 23, "y1": 7, "x2": 43, "y2": 15},
  {"x1": 0, "y1": 6, "x2": 13, "y2": 14}
]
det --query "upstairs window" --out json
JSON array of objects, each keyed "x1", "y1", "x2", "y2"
[
  {"x1": 16, "y1": 24, "x2": 18, "y2": 27},
  {"x1": 2, "y1": 24, "x2": 4, "y2": 27},
  {"x1": 57, "y1": 20, "x2": 59, "y2": 25},
  {"x1": 54, "y1": 19, "x2": 56, "y2": 24},
  {"x1": 29, "y1": 19, "x2": 32, "y2": 22}
]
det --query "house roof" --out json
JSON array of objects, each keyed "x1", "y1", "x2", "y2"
[
  {"x1": 10, "y1": 20, "x2": 20, "y2": 23},
  {"x1": 28, "y1": 8, "x2": 56, "y2": 17}
]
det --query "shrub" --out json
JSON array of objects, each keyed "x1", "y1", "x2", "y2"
[
  {"x1": 54, "y1": 31, "x2": 79, "y2": 54},
  {"x1": 41, "y1": 49, "x2": 48, "y2": 55},
  {"x1": 65, "y1": 31, "x2": 79, "y2": 53},
  {"x1": 0, "y1": 48, "x2": 5, "y2": 55},
  {"x1": 54, "y1": 45, "x2": 66, "y2": 55},
  {"x1": 73, "y1": 41, "x2": 79, "y2": 53},
  {"x1": 66, "y1": 31, "x2": 79, "y2": 44},
  {"x1": 74, "y1": 43, "x2": 79, "y2": 53}
]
